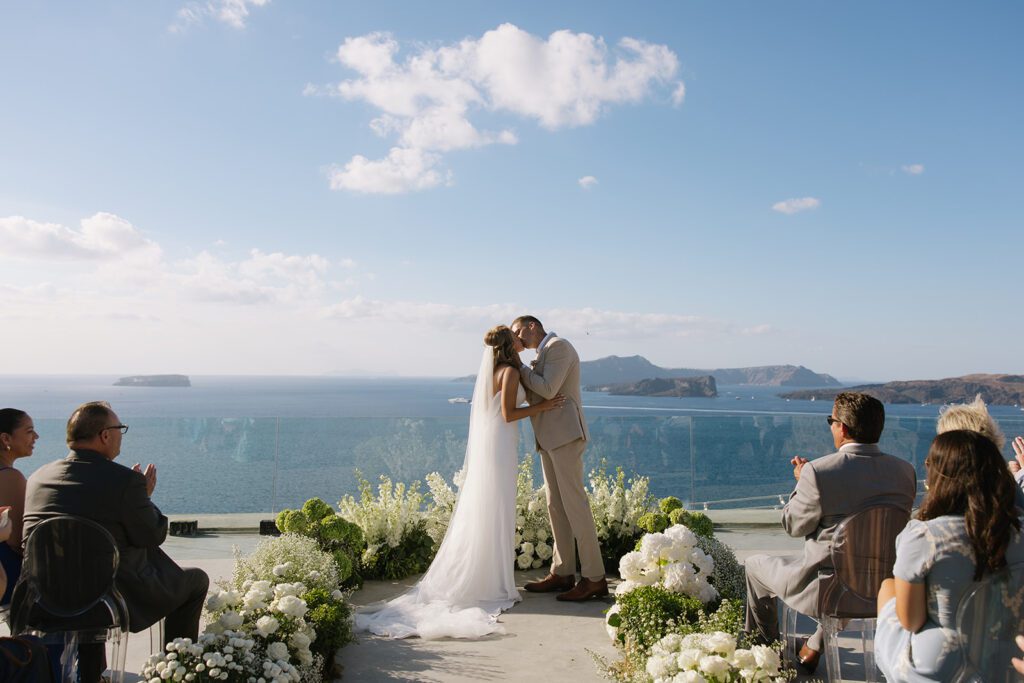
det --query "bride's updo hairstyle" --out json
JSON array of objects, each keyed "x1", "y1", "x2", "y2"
[{"x1": 485, "y1": 325, "x2": 519, "y2": 369}]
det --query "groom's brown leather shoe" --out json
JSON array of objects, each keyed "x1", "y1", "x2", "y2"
[
  {"x1": 796, "y1": 639, "x2": 821, "y2": 675},
  {"x1": 556, "y1": 577, "x2": 609, "y2": 601},
  {"x1": 524, "y1": 573, "x2": 576, "y2": 593}
]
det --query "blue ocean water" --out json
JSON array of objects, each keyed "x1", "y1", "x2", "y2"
[{"x1": 3, "y1": 375, "x2": 1023, "y2": 514}]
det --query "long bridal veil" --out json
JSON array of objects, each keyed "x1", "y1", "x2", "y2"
[{"x1": 355, "y1": 347, "x2": 520, "y2": 639}]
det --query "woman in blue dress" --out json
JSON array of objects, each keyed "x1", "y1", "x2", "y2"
[
  {"x1": 875, "y1": 429, "x2": 1024, "y2": 682},
  {"x1": 0, "y1": 408, "x2": 38, "y2": 604}
]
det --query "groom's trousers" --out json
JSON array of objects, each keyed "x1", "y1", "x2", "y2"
[{"x1": 539, "y1": 438, "x2": 604, "y2": 580}]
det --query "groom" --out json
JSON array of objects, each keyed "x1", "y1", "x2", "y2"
[{"x1": 511, "y1": 315, "x2": 607, "y2": 601}]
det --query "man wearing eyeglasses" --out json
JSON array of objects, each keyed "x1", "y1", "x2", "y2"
[
  {"x1": 743, "y1": 392, "x2": 916, "y2": 674},
  {"x1": 20, "y1": 401, "x2": 209, "y2": 683}
]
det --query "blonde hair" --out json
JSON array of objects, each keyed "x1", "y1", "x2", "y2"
[
  {"x1": 937, "y1": 394, "x2": 1005, "y2": 450},
  {"x1": 484, "y1": 325, "x2": 518, "y2": 369}
]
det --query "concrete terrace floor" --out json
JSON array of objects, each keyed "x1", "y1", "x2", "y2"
[{"x1": 2, "y1": 511, "x2": 878, "y2": 682}]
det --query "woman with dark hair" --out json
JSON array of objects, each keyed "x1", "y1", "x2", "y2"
[
  {"x1": 875, "y1": 430, "x2": 1024, "y2": 682},
  {"x1": 0, "y1": 408, "x2": 37, "y2": 604}
]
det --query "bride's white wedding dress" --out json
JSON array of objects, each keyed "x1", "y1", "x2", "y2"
[{"x1": 355, "y1": 349, "x2": 521, "y2": 639}]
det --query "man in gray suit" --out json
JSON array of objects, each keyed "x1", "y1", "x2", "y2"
[
  {"x1": 21, "y1": 401, "x2": 209, "y2": 683},
  {"x1": 511, "y1": 315, "x2": 606, "y2": 601},
  {"x1": 744, "y1": 392, "x2": 916, "y2": 673}
]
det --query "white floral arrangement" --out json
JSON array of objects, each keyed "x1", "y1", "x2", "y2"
[
  {"x1": 422, "y1": 468, "x2": 463, "y2": 548},
  {"x1": 588, "y1": 465, "x2": 653, "y2": 546},
  {"x1": 338, "y1": 474, "x2": 426, "y2": 566},
  {"x1": 515, "y1": 457, "x2": 554, "y2": 570},
  {"x1": 644, "y1": 631, "x2": 788, "y2": 683},
  {"x1": 232, "y1": 534, "x2": 340, "y2": 595},
  {"x1": 616, "y1": 524, "x2": 718, "y2": 603}
]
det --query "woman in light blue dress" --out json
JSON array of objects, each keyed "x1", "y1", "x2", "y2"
[{"x1": 875, "y1": 430, "x2": 1024, "y2": 682}]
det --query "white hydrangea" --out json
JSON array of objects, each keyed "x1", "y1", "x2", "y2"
[
  {"x1": 616, "y1": 524, "x2": 718, "y2": 602},
  {"x1": 643, "y1": 632, "x2": 786, "y2": 683}
]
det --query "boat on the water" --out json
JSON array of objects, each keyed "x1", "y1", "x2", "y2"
[{"x1": 448, "y1": 397, "x2": 470, "y2": 404}]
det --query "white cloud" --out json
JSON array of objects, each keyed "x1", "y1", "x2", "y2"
[
  {"x1": 902, "y1": 163, "x2": 925, "y2": 175},
  {"x1": 0, "y1": 213, "x2": 162, "y2": 262},
  {"x1": 322, "y1": 24, "x2": 684, "y2": 193},
  {"x1": 772, "y1": 197, "x2": 821, "y2": 215},
  {"x1": 578, "y1": 175, "x2": 598, "y2": 189},
  {"x1": 741, "y1": 324, "x2": 774, "y2": 336},
  {"x1": 328, "y1": 147, "x2": 451, "y2": 194},
  {"x1": 171, "y1": 0, "x2": 270, "y2": 32}
]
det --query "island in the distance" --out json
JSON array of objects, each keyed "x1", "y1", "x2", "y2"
[
  {"x1": 586, "y1": 375, "x2": 717, "y2": 398},
  {"x1": 113, "y1": 374, "x2": 191, "y2": 387},
  {"x1": 779, "y1": 374, "x2": 1024, "y2": 406}
]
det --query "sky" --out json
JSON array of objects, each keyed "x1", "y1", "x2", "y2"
[{"x1": 1, "y1": 1, "x2": 1021, "y2": 380}]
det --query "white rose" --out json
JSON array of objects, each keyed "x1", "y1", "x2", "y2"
[
  {"x1": 731, "y1": 648, "x2": 756, "y2": 669},
  {"x1": 646, "y1": 654, "x2": 675, "y2": 681},
  {"x1": 675, "y1": 672, "x2": 706, "y2": 683},
  {"x1": 266, "y1": 642, "x2": 289, "y2": 661},
  {"x1": 516, "y1": 553, "x2": 532, "y2": 570},
  {"x1": 218, "y1": 611, "x2": 243, "y2": 630},
  {"x1": 274, "y1": 595, "x2": 308, "y2": 619},
  {"x1": 531, "y1": 558, "x2": 542, "y2": 569},
  {"x1": 520, "y1": 542, "x2": 535, "y2": 557},
  {"x1": 751, "y1": 645, "x2": 781, "y2": 673},
  {"x1": 536, "y1": 542, "x2": 552, "y2": 560},
  {"x1": 205, "y1": 592, "x2": 226, "y2": 612},
  {"x1": 289, "y1": 632, "x2": 311, "y2": 650},
  {"x1": 698, "y1": 654, "x2": 730, "y2": 678},
  {"x1": 703, "y1": 631, "x2": 736, "y2": 657},
  {"x1": 272, "y1": 564, "x2": 288, "y2": 577},
  {"x1": 255, "y1": 615, "x2": 280, "y2": 637},
  {"x1": 676, "y1": 648, "x2": 703, "y2": 670}
]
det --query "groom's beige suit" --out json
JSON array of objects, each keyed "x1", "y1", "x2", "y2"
[{"x1": 520, "y1": 333, "x2": 604, "y2": 580}]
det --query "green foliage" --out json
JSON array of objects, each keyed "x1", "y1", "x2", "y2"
[
  {"x1": 302, "y1": 497, "x2": 336, "y2": 523},
  {"x1": 275, "y1": 498, "x2": 365, "y2": 589},
  {"x1": 697, "y1": 598, "x2": 745, "y2": 642},
  {"x1": 303, "y1": 587, "x2": 353, "y2": 679},
  {"x1": 669, "y1": 508, "x2": 714, "y2": 538},
  {"x1": 636, "y1": 512, "x2": 669, "y2": 535},
  {"x1": 658, "y1": 496, "x2": 684, "y2": 515},
  {"x1": 696, "y1": 534, "x2": 746, "y2": 603},
  {"x1": 361, "y1": 524, "x2": 435, "y2": 581},
  {"x1": 613, "y1": 585, "x2": 704, "y2": 652}
]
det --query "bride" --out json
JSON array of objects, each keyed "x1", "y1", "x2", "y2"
[{"x1": 355, "y1": 325, "x2": 565, "y2": 639}]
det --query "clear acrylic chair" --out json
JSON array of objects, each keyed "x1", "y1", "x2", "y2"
[
  {"x1": 782, "y1": 504, "x2": 910, "y2": 683},
  {"x1": 954, "y1": 562, "x2": 1024, "y2": 683},
  {"x1": 9, "y1": 515, "x2": 130, "y2": 683}
]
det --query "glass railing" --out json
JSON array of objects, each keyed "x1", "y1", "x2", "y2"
[{"x1": 19, "y1": 413, "x2": 1024, "y2": 514}]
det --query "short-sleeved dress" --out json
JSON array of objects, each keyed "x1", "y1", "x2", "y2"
[{"x1": 876, "y1": 515, "x2": 1024, "y2": 682}]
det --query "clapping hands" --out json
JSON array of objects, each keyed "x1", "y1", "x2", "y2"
[
  {"x1": 1011, "y1": 437, "x2": 1024, "y2": 475},
  {"x1": 791, "y1": 456, "x2": 809, "y2": 481},
  {"x1": 133, "y1": 462, "x2": 158, "y2": 496}
]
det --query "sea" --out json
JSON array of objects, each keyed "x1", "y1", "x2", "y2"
[{"x1": 3, "y1": 375, "x2": 1023, "y2": 515}]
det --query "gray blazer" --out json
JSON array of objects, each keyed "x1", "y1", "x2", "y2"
[
  {"x1": 776, "y1": 443, "x2": 917, "y2": 614},
  {"x1": 22, "y1": 449, "x2": 189, "y2": 632},
  {"x1": 520, "y1": 335, "x2": 590, "y2": 452}
]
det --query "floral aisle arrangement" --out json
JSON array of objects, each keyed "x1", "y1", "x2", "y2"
[
  {"x1": 423, "y1": 468, "x2": 463, "y2": 549},
  {"x1": 644, "y1": 631, "x2": 788, "y2": 683},
  {"x1": 337, "y1": 473, "x2": 435, "y2": 580},
  {"x1": 588, "y1": 464, "x2": 655, "y2": 573},
  {"x1": 514, "y1": 457, "x2": 554, "y2": 570},
  {"x1": 142, "y1": 534, "x2": 354, "y2": 683},
  {"x1": 275, "y1": 497, "x2": 366, "y2": 588},
  {"x1": 599, "y1": 519, "x2": 788, "y2": 683}
]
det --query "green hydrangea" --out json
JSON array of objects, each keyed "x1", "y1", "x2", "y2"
[
  {"x1": 658, "y1": 496, "x2": 684, "y2": 515},
  {"x1": 302, "y1": 497, "x2": 336, "y2": 523},
  {"x1": 636, "y1": 512, "x2": 669, "y2": 535},
  {"x1": 669, "y1": 508, "x2": 714, "y2": 538},
  {"x1": 275, "y1": 508, "x2": 308, "y2": 535}
]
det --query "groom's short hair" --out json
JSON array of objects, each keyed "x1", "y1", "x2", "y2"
[{"x1": 512, "y1": 315, "x2": 544, "y2": 331}]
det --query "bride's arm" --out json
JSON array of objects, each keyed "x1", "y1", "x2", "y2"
[{"x1": 500, "y1": 366, "x2": 565, "y2": 423}]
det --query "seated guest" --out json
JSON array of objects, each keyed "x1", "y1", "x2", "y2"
[
  {"x1": 936, "y1": 395, "x2": 1024, "y2": 508},
  {"x1": 0, "y1": 504, "x2": 11, "y2": 599},
  {"x1": 744, "y1": 392, "x2": 917, "y2": 674},
  {"x1": 876, "y1": 430, "x2": 1024, "y2": 682},
  {"x1": 20, "y1": 401, "x2": 209, "y2": 683},
  {"x1": 0, "y1": 408, "x2": 37, "y2": 604}
]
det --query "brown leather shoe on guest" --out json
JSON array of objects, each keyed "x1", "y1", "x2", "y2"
[
  {"x1": 556, "y1": 577, "x2": 609, "y2": 601},
  {"x1": 524, "y1": 573, "x2": 576, "y2": 593},
  {"x1": 797, "y1": 639, "x2": 821, "y2": 675}
]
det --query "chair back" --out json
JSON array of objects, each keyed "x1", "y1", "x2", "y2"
[
  {"x1": 955, "y1": 562, "x2": 1024, "y2": 683},
  {"x1": 818, "y1": 504, "x2": 910, "y2": 619},
  {"x1": 10, "y1": 515, "x2": 123, "y2": 633}
]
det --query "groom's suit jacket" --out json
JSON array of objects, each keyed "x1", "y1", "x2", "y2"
[
  {"x1": 520, "y1": 334, "x2": 590, "y2": 452},
  {"x1": 769, "y1": 442, "x2": 916, "y2": 614}
]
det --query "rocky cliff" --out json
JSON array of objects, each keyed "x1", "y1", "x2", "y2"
[
  {"x1": 779, "y1": 374, "x2": 1024, "y2": 406},
  {"x1": 580, "y1": 355, "x2": 840, "y2": 387},
  {"x1": 587, "y1": 375, "x2": 718, "y2": 398}
]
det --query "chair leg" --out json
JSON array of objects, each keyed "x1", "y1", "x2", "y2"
[
  {"x1": 60, "y1": 632, "x2": 79, "y2": 683},
  {"x1": 108, "y1": 627, "x2": 128, "y2": 683},
  {"x1": 862, "y1": 618, "x2": 877, "y2": 683},
  {"x1": 781, "y1": 603, "x2": 799, "y2": 664},
  {"x1": 823, "y1": 616, "x2": 843, "y2": 683}
]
